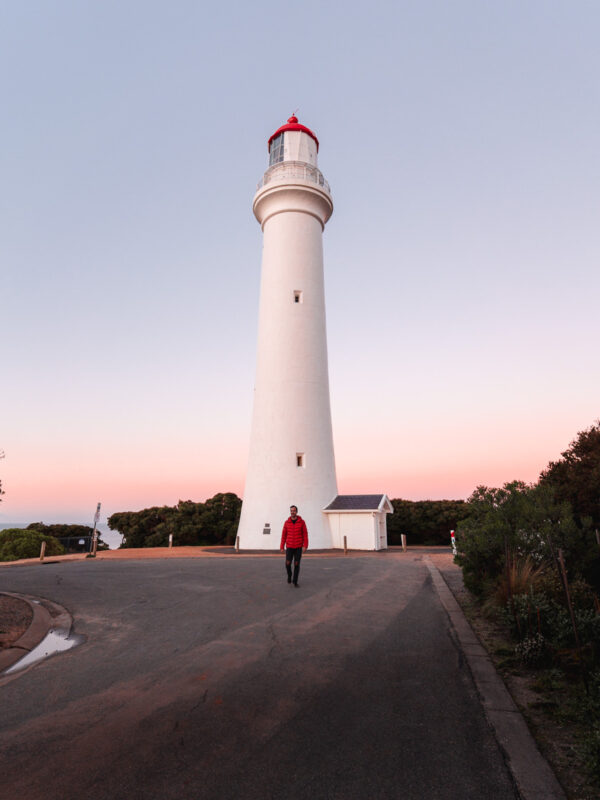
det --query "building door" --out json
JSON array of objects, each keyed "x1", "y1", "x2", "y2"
[{"x1": 378, "y1": 515, "x2": 387, "y2": 550}]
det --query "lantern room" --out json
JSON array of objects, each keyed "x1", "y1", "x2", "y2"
[{"x1": 268, "y1": 115, "x2": 319, "y2": 167}]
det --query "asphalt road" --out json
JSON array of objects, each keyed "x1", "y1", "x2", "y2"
[{"x1": 0, "y1": 555, "x2": 518, "y2": 799}]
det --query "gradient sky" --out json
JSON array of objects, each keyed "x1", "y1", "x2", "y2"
[{"x1": 2, "y1": 1, "x2": 599, "y2": 534}]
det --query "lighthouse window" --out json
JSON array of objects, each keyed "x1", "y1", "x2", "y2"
[
  {"x1": 269, "y1": 133, "x2": 285, "y2": 165},
  {"x1": 293, "y1": 291, "x2": 303, "y2": 303},
  {"x1": 296, "y1": 453, "x2": 305, "y2": 468}
]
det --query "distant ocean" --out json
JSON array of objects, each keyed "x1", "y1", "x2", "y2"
[{"x1": 0, "y1": 522, "x2": 121, "y2": 550}]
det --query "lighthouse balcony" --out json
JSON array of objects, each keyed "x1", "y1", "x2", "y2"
[{"x1": 257, "y1": 161, "x2": 330, "y2": 194}]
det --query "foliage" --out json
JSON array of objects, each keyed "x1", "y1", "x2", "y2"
[
  {"x1": 515, "y1": 633, "x2": 548, "y2": 667},
  {"x1": 387, "y1": 498, "x2": 469, "y2": 545},
  {"x1": 454, "y1": 481, "x2": 587, "y2": 596},
  {"x1": 454, "y1": 421, "x2": 600, "y2": 786},
  {"x1": 488, "y1": 556, "x2": 547, "y2": 609},
  {"x1": 498, "y1": 584, "x2": 597, "y2": 652},
  {"x1": 540, "y1": 421, "x2": 600, "y2": 528},
  {"x1": 107, "y1": 493, "x2": 242, "y2": 548},
  {"x1": 26, "y1": 522, "x2": 108, "y2": 551},
  {"x1": 0, "y1": 528, "x2": 65, "y2": 561}
]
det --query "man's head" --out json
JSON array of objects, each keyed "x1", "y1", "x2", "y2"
[{"x1": 290, "y1": 505, "x2": 298, "y2": 519}]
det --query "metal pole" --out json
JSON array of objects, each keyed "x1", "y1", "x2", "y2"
[
  {"x1": 168, "y1": 534, "x2": 173, "y2": 548},
  {"x1": 343, "y1": 535, "x2": 347, "y2": 555},
  {"x1": 235, "y1": 536, "x2": 240, "y2": 553},
  {"x1": 401, "y1": 534, "x2": 407, "y2": 552},
  {"x1": 40, "y1": 541, "x2": 46, "y2": 561}
]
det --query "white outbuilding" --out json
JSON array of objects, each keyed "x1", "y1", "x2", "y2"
[{"x1": 323, "y1": 494, "x2": 394, "y2": 551}]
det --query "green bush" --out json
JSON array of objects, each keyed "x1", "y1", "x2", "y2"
[
  {"x1": 0, "y1": 528, "x2": 65, "y2": 561},
  {"x1": 499, "y1": 588, "x2": 598, "y2": 653},
  {"x1": 387, "y1": 498, "x2": 469, "y2": 546},
  {"x1": 515, "y1": 633, "x2": 548, "y2": 667},
  {"x1": 108, "y1": 493, "x2": 242, "y2": 548},
  {"x1": 454, "y1": 481, "x2": 584, "y2": 597},
  {"x1": 26, "y1": 521, "x2": 108, "y2": 551}
]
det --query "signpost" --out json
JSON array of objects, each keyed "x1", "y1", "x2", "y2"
[{"x1": 91, "y1": 502, "x2": 101, "y2": 555}]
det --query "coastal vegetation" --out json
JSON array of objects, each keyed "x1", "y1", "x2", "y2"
[
  {"x1": 0, "y1": 524, "x2": 107, "y2": 560},
  {"x1": 454, "y1": 421, "x2": 600, "y2": 785},
  {"x1": 387, "y1": 498, "x2": 467, "y2": 546},
  {"x1": 0, "y1": 528, "x2": 65, "y2": 561},
  {"x1": 107, "y1": 492, "x2": 242, "y2": 548}
]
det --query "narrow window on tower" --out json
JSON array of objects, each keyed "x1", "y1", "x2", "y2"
[
  {"x1": 293, "y1": 291, "x2": 303, "y2": 304},
  {"x1": 296, "y1": 453, "x2": 305, "y2": 468}
]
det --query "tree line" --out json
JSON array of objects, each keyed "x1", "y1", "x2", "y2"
[
  {"x1": 456, "y1": 421, "x2": 600, "y2": 597},
  {"x1": 107, "y1": 493, "x2": 242, "y2": 548}
]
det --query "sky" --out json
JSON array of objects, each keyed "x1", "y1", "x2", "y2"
[{"x1": 2, "y1": 1, "x2": 599, "y2": 536}]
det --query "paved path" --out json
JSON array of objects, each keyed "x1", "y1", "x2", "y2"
[{"x1": 1, "y1": 554, "x2": 520, "y2": 799}]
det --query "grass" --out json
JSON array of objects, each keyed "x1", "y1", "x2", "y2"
[{"x1": 487, "y1": 556, "x2": 547, "y2": 610}]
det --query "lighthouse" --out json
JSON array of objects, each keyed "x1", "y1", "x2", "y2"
[{"x1": 237, "y1": 115, "x2": 338, "y2": 549}]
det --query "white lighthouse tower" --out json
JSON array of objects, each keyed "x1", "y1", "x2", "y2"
[{"x1": 237, "y1": 115, "x2": 338, "y2": 549}]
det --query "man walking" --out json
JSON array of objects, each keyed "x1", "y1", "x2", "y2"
[{"x1": 280, "y1": 505, "x2": 308, "y2": 587}]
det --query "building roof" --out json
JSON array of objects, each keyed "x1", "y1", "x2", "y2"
[
  {"x1": 268, "y1": 115, "x2": 319, "y2": 152},
  {"x1": 323, "y1": 494, "x2": 393, "y2": 513}
]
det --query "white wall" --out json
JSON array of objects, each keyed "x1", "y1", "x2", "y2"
[
  {"x1": 237, "y1": 135, "x2": 337, "y2": 550},
  {"x1": 326, "y1": 511, "x2": 389, "y2": 551},
  {"x1": 283, "y1": 130, "x2": 318, "y2": 166},
  {"x1": 326, "y1": 512, "x2": 374, "y2": 551}
]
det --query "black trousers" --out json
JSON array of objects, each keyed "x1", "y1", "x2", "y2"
[{"x1": 285, "y1": 547, "x2": 302, "y2": 584}]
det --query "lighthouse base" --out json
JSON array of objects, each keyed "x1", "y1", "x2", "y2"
[{"x1": 237, "y1": 497, "x2": 336, "y2": 551}]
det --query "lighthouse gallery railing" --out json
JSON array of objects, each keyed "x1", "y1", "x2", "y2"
[{"x1": 257, "y1": 161, "x2": 330, "y2": 194}]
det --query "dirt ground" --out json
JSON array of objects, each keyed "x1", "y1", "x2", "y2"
[{"x1": 0, "y1": 595, "x2": 33, "y2": 649}]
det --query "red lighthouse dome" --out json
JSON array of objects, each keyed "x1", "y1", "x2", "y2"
[{"x1": 268, "y1": 115, "x2": 319, "y2": 152}]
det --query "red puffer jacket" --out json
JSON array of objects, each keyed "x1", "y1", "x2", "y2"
[{"x1": 280, "y1": 516, "x2": 308, "y2": 549}]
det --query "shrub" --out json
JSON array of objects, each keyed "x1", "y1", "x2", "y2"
[
  {"x1": 108, "y1": 493, "x2": 242, "y2": 548},
  {"x1": 492, "y1": 557, "x2": 547, "y2": 608},
  {"x1": 515, "y1": 633, "x2": 548, "y2": 667},
  {"x1": 0, "y1": 528, "x2": 65, "y2": 561},
  {"x1": 455, "y1": 481, "x2": 584, "y2": 596}
]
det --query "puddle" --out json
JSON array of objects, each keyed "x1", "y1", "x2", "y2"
[{"x1": 6, "y1": 628, "x2": 85, "y2": 674}]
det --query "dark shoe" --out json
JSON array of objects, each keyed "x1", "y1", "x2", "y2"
[
  {"x1": 287, "y1": 576, "x2": 292, "y2": 584},
  {"x1": 293, "y1": 582, "x2": 298, "y2": 587}
]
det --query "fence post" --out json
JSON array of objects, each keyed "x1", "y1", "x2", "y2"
[
  {"x1": 235, "y1": 536, "x2": 240, "y2": 553},
  {"x1": 343, "y1": 535, "x2": 347, "y2": 555},
  {"x1": 401, "y1": 534, "x2": 407, "y2": 553},
  {"x1": 40, "y1": 541, "x2": 46, "y2": 561},
  {"x1": 168, "y1": 534, "x2": 173, "y2": 548}
]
